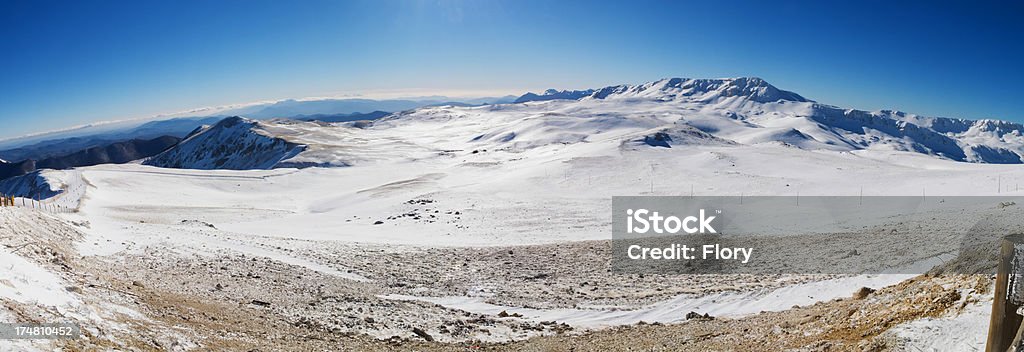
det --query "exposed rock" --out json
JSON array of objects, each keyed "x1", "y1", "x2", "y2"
[{"x1": 853, "y1": 287, "x2": 876, "y2": 300}]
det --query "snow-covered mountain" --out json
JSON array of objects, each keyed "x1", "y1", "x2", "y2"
[
  {"x1": 515, "y1": 89, "x2": 596, "y2": 103},
  {"x1": 143, "y1": 117, "x2": 305, "y2": 169},
  {"x1": 142, "y1": 77, "x2": 1024, "y2": 170},
  {"x1": 0, "y1": 136, "x2": 181, "y2": 181},
  {"x1": 0, "y1": 96, "x2": 514, "y2": 156},
  {"x1": 589, "y1": 77, "x2": 811, "y2": 103},
  {"x1": 0, "y1": 170, "x2": 62, "y2": 199}
]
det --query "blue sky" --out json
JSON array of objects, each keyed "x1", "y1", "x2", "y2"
[{"x1": 1, "y1": 0, "x2": 1022, "y2": 138}]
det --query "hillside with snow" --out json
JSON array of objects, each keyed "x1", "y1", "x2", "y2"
[
  {"x1": 139, "y1": 77, "x2": 1024, "y2": 171},
  {"x1": 143, "y1": 117, "x2": 305, "y2": 169}
]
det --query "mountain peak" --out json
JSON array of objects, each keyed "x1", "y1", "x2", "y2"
[
  {"x1": 514, "y1": 77, "x2": 811, "y2": 105},
  {"x1": 514, "y1": 89, "x2": 596, "y2": 104},
  {"x1": 215, "y1": 116, "x2": 253, "y2": 128},
  {"x1": 635, "y1": 77, "x2": 810, "y2": 103},
  {"x1": 145, "y1": 116, "x2": 303, "y2": 170}
]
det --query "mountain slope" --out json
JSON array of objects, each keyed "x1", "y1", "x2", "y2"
[
  {"x1": 294, "y1": 111, "x2": 391, "y2": 123},
  {"x1": 589, "y1": 77, "x2": 809, "y2": 103},
  {"x1": 35, "y1": 136, "x2": 180, "y2": 170},
  {"x1": 143, "y1": 117, "x2": 305, "y2": 169},
  {"x1": 141, "y1": 77, "x2": 1024, "y2": 171},
  {"x1": 0, "y1": 117, "x2": 218, "y2": 162},
  {"x1": 0, "y1": 170, "x2": 62, "y2": 199},
  {"x1": 566, "y1": 77, "x2": 1020, "y2": 163},
  {"x1": 515, "y1": 89, "x2": 596, "y2": 103},
  {"x1": 0, "y1": 159, "x2": 36, "y2": 182},
  {"x1": 0, "y1": 136, "x2": 181, "y2": 181}
]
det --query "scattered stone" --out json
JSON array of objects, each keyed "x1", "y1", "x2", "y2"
[
  {"x1": 180, "y1": 219, "x2": 217, "y2": 228},
  {"x1": 497, "y1": 310, "x2": 523, "y2": 318},
  {"x1": 686, "y1": 311, "x2": 713, "y2": 320},
  {"x1": 852, "y1": 287, "x2": 875, "y2": 300},
  {"x1": 412, "y1": 327, "x2": 433, "y2": 341}
]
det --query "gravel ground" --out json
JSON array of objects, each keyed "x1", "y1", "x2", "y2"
[{"x1": 0, "y1": 208, "x2": 999, "y2": 351}]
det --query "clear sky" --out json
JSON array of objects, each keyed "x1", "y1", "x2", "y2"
[{"x1": 1, "y1": 0, "x2": 1022, "y2": 138}]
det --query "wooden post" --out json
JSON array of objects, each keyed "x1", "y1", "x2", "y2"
[{"x1": 988, "y1": 234, "x2": 1024, "y2": 352}]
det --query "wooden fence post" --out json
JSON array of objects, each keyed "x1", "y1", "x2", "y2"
[{"x1": 988, "y1": 234, "x2": 1024, "y2": 352}]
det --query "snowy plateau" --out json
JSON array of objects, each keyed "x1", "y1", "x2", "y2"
[{"x1": 0, "y1": 77, "x2": 1021, "y2": 351}]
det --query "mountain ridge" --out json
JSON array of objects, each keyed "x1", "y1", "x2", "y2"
[
  {"x1": 0, "y1": 136, "x2": 182, "y2": 181},
  {"x1": 110, "y1": 77, "x2": 1024, "y2": 170},
  {"x1": 143, "y1": 117, "x2": 306, "y2": 170}
]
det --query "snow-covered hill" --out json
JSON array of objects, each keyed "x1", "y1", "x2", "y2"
[
  {"x1": 143, "y1": 117, "x2": 305, "y2": 169},
  {"x1": 572, "y1": 77, "x2": 1020, "y2": 163},
  {"x1": 589, "y1": 77, "x2": 810, "y2": 103},
  {"x1": 514, "y1": 89, "x2": 596, "y2": 103},
  {"x1": 141, "y1": 77, "x2": 1024, "y2": 170},
  {"x1": 0, "y1": 170, "x2": 63, "y2": 199}
]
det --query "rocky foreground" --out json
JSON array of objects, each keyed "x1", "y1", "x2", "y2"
[{"x1": 0, "y1": 207, "x2": 992, "y2": 351}]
